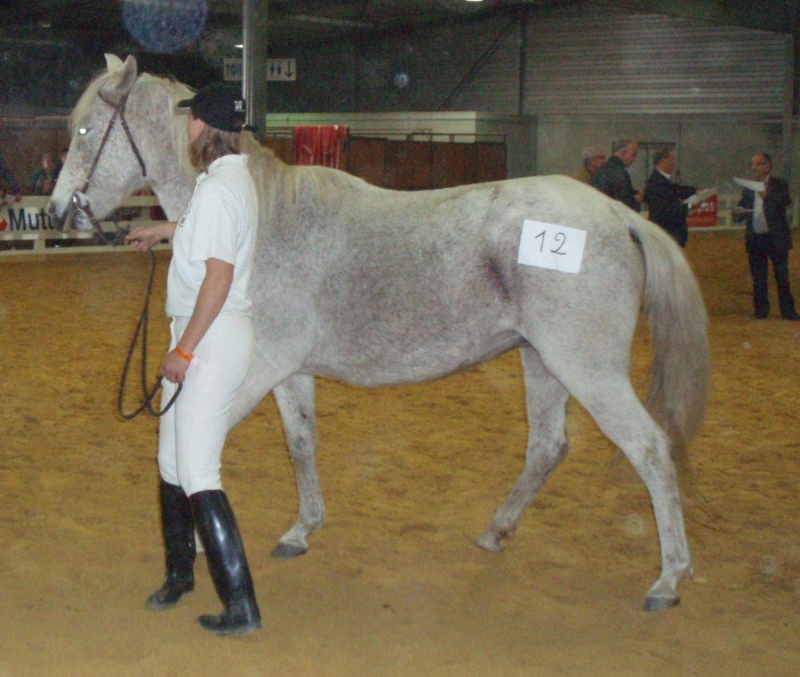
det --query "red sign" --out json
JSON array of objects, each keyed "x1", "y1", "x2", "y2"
[{"x1": 687, "y1": 194, "x2": 718, "y2": 228}]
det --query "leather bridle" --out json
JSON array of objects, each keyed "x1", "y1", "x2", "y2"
[{"x1": 70, "y1": 89, "x2": 148, "y2": 243}]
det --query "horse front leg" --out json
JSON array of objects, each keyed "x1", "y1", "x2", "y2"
[
  {"x1": 476, "y1": 345, "x2": 570, "y2": 552},
  {"x1": 271, "y1": 375, "x2": 324, "y2": 559}
]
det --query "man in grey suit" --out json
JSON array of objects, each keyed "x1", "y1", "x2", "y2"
[{"x1": 734, "y1": 152, "x2": 799, "y2": 320}]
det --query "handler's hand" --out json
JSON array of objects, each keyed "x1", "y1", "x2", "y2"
[
  {"x1": 126, "y1": 225, "x2": 161, "y2": 251},
  {"x1": 125, "y1": 221, "x2": 176, "y2": 250},
  {"x1": 161, "y1": 349, "x2": 191, "y2": 384}
]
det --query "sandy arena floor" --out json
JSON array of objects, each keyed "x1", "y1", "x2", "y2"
[{"x1": 0, "y1": 230, "x2": 798, "y2": 676}]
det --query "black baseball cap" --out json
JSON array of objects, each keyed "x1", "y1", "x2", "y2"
[{"x1": 177, "y1": 82, "x2": 248, "y2": 133}]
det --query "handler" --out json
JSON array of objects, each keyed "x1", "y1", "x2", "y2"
[{"x1": 126, "y1": 82, "x2": 260, "y2": 635}]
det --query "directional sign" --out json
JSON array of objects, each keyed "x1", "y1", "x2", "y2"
[
  {"x1": 223, "y1": 58, "x2": 296, "y2": 82},
  {"x1": 223, "y1": 58, "x2": 242, "y2": 81},
  {"x1": 267, "y1": 58, "x2": 296, "y2": 81}
]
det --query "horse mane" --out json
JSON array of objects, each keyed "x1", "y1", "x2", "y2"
[
  {"x1": 244, "y1": 136, "x2": 371, "y2": 231},
  {"x1": 71, "y1": 70, "x2": 196, "y2": 183}
]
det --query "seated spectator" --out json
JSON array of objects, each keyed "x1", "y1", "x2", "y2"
[
  {"x1": 55, "y1": 147, "x2": 68, "y2": 177},
  {"x1": 30, "y1": 152, "x2": 59, "y2": 195},
  {"x1": 0, "y1": 152, "x2": 21, "y2": 195}
]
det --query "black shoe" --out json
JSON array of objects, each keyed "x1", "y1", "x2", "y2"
[
  {"x1": 197, "y1": 599, "x2": 261, "y2": 636},
  {"x1": 783, "y1": 313, "x2": 800, "y2": 321},
  {"x1": 147, "y1": 571, "x2": 195, "y2": 609},
  {"x1": 753, "y1": 313, "x2": 769, "y2": 319},
  {"x1": 146, "y1": 479, "x2": 196, "y2": 610},
  {"x1": 190, "y1": 490, "x2": 261, "y2": 636}
]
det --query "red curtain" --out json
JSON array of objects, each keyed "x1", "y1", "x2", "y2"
[{"x1": 293, "y1": 125, "x2": 349, "y2": 168}]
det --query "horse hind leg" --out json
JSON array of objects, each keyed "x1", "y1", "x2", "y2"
[
  {"x1": 270, "y1": 375, "x2": 325, "y2": 559},
  {"x1": 477, "y1": 345, "x2": 570, "y2": 552},
  {"x1": 564, "y1": 371, "x2": 692, "y2": 611}
]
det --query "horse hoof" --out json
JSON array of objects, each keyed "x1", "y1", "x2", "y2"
[
  {"x1": 644, "y1": 595, "x2": 680, "y2": 612},
  {"x1": 271, "y1": 542, "x2": 308, "y2": 559},
  {"x1": 475, "y1": 532, "x2": 505, "y2": 553}
]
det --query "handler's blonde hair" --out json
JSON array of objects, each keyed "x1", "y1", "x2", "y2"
[{"x1": 190, "y1": 124, "x2": 242, "y2": 173}]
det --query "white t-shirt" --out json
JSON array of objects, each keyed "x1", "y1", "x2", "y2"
[{"x1": 166, "y1": 154, "x2": 258, "y2": 317}]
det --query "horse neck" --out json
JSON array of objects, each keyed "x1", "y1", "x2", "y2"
[
  {"x1": 246, "y1": 145, "x2": 296, "y2": 229},
  {"x1": 131, "y1": 77, "x2": 196, "y2": 220},
  {"x1": 150, "y1": 172, "x2": 194, "y2": 222}
]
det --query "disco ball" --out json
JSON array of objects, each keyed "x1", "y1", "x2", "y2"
[{"x1": 122, "y1": 0, "x2": 209, "y2": 54}]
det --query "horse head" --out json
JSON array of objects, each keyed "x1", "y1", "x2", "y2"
[{"x1": 48, "y1": 54, "x2": 156, "y2": 231}]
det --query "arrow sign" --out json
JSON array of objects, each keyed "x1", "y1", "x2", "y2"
[{"x1": 224, "y1": 58, "x2": 296, "y2": 82}]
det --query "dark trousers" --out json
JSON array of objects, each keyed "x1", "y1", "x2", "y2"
[{"x1": 748, "y1": 233, "x2": 796, "y2": 318}]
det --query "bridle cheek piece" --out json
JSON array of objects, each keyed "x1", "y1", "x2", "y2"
[{"x1": 71, "y1": 89, "x2": 148, "y2": 243}]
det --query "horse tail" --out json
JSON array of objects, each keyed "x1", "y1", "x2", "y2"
[{"x1": 631, "y1": 220, "x2": 710, "y2": 478}]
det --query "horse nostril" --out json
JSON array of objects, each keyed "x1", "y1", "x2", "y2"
[{"x1": 46, "y1": 200, "x2": 69, "y2": 232}]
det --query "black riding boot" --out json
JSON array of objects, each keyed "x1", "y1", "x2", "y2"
[
  {"x1": 146, "y1": 479, "x2": 196, "y2": 610},
  {"x1": 190, "y1": 490, "x2": 261, "y2": 636}
]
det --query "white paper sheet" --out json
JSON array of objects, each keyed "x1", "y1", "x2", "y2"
[
  {"x1": 518, "y1": 220, "x2": 586, "y2": 274},
  {"x1": 684, "y1": 187, "x2": 718, "y2": 205},
  {"x1": 734, "y1": 177, "x2": 765, "y2": 192}
]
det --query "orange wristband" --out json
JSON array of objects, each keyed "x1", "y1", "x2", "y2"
[{"x1": 174, "y1": 345, "x2": 193, "y2": 362}]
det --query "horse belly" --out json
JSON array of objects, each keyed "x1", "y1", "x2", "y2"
[{"x1": 306, "y1": 309, "x2": 523, "y2": 387}]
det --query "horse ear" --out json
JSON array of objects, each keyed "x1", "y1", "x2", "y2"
[
  {"x1": 102, "y1": 55, "x2": 138, "y2": 95},
  {"x1": 104, "y1": 54, "x2": 124, "y2": 72}
]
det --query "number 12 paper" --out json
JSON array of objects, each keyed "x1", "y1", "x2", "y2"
[{"x1": 517, "y1": 220, "x2": 587, "y2": 274}]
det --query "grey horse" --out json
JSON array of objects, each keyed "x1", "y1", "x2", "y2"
[{"x1": 49, "y1": 55, "x2": 709, "y2": 611}]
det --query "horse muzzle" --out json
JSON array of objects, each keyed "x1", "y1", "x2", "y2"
[
  {"x1": 47, "y1": 196, "x2": 74, "y2": 232},
  {"x1": 47, "y1": 192, "x2": 97, "y2": 233}
]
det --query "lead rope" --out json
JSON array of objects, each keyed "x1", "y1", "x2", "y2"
[
  {"x1": 117, "y1": 248, "x2": 182, "y2": 419},
  {"x1": 72, "y1": 85, "x2": 172, "y2": 418}
]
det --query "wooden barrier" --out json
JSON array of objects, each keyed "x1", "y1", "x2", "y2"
[{"x1": 0, "y1": 195, "x2": 167, "y2": 259}]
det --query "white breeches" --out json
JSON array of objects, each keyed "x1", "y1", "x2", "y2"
[{"x1": 157, "y1": 313, "x2": 253, "y2": 496}]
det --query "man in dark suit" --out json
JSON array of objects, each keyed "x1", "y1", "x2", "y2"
[
  {"x1": 592, "y1": 139, "x2": 642, "y2": 211},
  {"x1": 734, "y1": 152, "x2": 799, "y2": 320},
  {"x1": 644, "y1": 147, "x2": 697, "y2": 247}
]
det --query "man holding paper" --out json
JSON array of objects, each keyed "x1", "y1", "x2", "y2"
[
  {"x1": 643, "y1": 148, "x2": 711, "y2": 247},
  {"x1": 733, "y1": 152, "x2": 799, "y2": 320}
]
